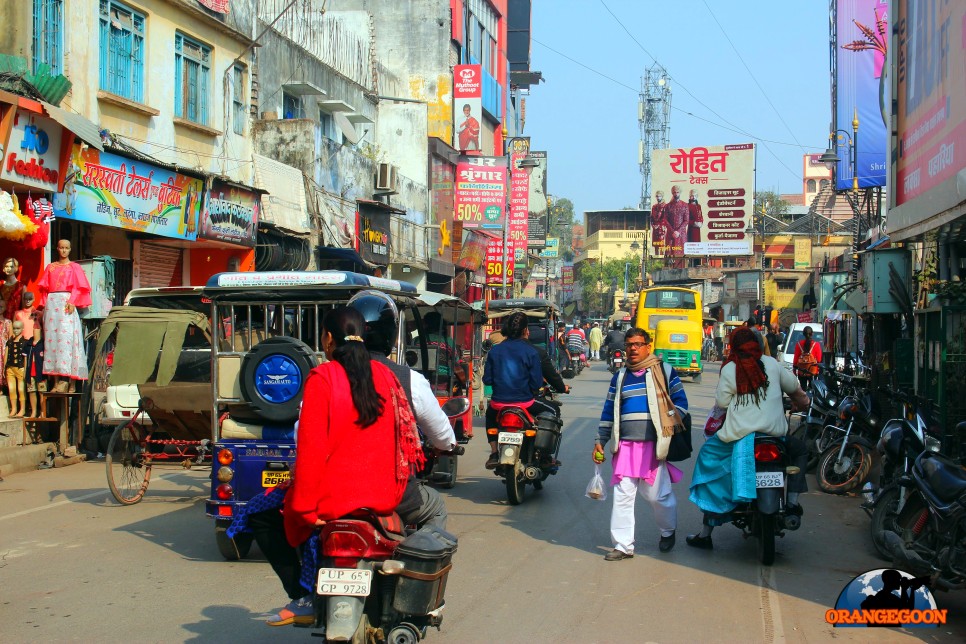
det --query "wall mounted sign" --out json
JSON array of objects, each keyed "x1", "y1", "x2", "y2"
[
  {"x1": 200, "y1": 179, "x2": 259, "y2": 247},
  {"x1": 1, "y1": 108, "x2": 63, "y2": 190}
]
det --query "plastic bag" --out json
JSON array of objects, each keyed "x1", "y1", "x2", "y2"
[
  {"x1": 704, "y1": 404, "x2": 727, "y2": 439},
  {"x1": 585, "y1": 464, "x2": 607, "y2": 501}
]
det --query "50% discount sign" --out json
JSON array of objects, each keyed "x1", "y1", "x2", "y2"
[{"x1": 456, "y1": 203, "x2": 502, "y2": 223}]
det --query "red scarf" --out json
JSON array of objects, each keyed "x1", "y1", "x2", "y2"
[{"x1": 725, "y1": 328, "x2": 768, "y2": 405}]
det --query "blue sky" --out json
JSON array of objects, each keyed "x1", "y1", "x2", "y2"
[{"x1": 524, "y1": 0, "x2": 833, "y2": 217}]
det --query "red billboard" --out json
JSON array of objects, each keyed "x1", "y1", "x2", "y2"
[
  {"x1": 484, "y1": 238, "x2": 513, "y2": 285},
  {"x1": 453, "y1": 65, "x2": 482, "y2": 153},
  {"x1": 453, "y1": 156, "x2": 506, "y2": 230},
  {"x1": 508, "y1": 137, "x2": 530, "y2": 268}
]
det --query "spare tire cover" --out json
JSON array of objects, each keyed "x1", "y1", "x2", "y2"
[{"x1": 239, "y1": 336, "x2": 318, "y2": 423}]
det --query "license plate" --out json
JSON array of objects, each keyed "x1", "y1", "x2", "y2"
[
  {"x1": 498, "y1": 432, "x2": 524, "y2": 445},
  {"x1": 755, "y1": 472, "x2": 784, "y2": 488},
  {"x1": 261, "y1": 470, "x2": 291, "y2": 487},
  {"x1": 316, "y1": 568, "x2": 372, "y2": 597}
]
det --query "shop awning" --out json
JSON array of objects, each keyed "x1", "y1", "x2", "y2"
[
  {"x1": 41, "y1": 101, "x2": 104, "y2": 151},
  {"x1": 316, "y1": 246, "x2": 376, "y2": 274}
]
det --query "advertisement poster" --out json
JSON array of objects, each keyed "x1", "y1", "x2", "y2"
[
  {"x1": 199, "y1": 179, "x2": 258, "y2": 247},
  {"x1": 53, "y1": 144, "x2": 202, "y2": 240},
  {"x1": 484, "y1": 238, "x2": 512, "y2": 286},
  {"x1": 431, "y1": 156, "x2": 455, "y2": 258},
  {"x1": 1, "y1": 108, "x2": 63, "y2": 191},
  {"x1": 453, "y1": 64, "x2": 482, "y2": 153},
  {"x1": 508, "y1": 138, "x2": 530, "y2": 268},
  {"x1": 650, "y1": 143, "x2": 755, "y2": 257},
  {"x1": 456, "y1": 228, "x2": 488, "y2": 271},
  {"x1": 526, "y1": 151, "x2": 548, "y2": 248},
  {"x1": 794, "y1": 238, "x2": 812, "y2": 269},
  {"x1": 736, "y1": 271, "x2": 760, "y2": 299},
  {"x1": 894, "y1": 0, "x2": 965, "y2": 206},
  {"x1": 454, "y1": 156, "x2": 506, "y2": 229},
  {"x1": 359, "y1": 208, "x2": 390, "y2": 265},
  {"x1": 561, "y1": 265, "x2": 574, "y2": 286},
  {"x1": 835, "y1": 0, "x2": 888, "y2": 190}
]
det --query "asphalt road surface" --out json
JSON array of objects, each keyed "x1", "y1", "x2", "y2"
[{"x1": 2, "y1": 362, "x2": 965, "y2": 642}]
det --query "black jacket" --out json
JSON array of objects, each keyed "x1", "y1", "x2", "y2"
[{"x1": 603, "y1": 329, "x2": 625, "y2": 351}]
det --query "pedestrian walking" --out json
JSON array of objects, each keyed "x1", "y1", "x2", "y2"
[
  {"x1": 588, "y1": 322, "x2": 603, "y2": 360},
  {"x1": 592, "y1": 328, "x2": 690, "y2": 560}
]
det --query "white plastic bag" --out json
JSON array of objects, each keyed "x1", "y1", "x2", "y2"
[{"x1": 585, "y1": 464, "x2": 607, "y2": 501}]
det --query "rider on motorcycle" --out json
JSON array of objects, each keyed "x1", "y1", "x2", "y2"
[
  {"x1": 348, "y1": 290, "x2": 456, "y2": 529},
  {"x1": 483, "y1": 311, "x2": 558, "y2": 469},
  {"x1": 602, "y1": 321, "x2": 626, "y2": 364}
]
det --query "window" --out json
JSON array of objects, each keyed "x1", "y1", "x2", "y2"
[
  {"x1": 806, "y1": 179, "x2": 816, "y2": 192},
  {"x1": 232, "y1": 65, "x2": 245, "y2": 135},
  {"x1": 722, "y1": 257, "x2": 738, "y2": 268},
  {"x1": 33, "y1": 0, "x2": 63, "y2": 75},
  {"x1": 99, "y1": 0, "x2": 145, "y2": 102},
  {"x1": 819, "y1": 179, "x2": 829, "y2": 189},
  {"x1": 175, "y1": 33, "x2": 211, "y2": 124},
  {"x1": 318, "y1": 109, "x2": 342, "y2": 144},
  {"x1": 282, "y1": 92, "x2": 303, "y2": 119},
  {"x1": 776, "y1": 279, "x2": 798, "y2": 291}
]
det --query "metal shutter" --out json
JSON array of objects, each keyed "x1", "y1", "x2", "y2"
[{"x1": 138, "y1": 243, "x2": 183, "y2": 288}]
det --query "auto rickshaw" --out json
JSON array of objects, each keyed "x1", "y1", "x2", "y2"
[{"x1": 653, "y1": 318, "x2": 704, "y2": 383}]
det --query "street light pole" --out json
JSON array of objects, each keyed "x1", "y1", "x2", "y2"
[{"x1": 819, "y1": 109, "x2": 861, "y2": 280}]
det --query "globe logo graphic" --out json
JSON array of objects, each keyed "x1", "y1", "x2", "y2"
[{"x1": 833, "y1": 568, "x2": 939, "y2": 628}]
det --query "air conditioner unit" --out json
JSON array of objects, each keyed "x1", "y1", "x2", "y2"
[{"x1": 374, "y1": 162, "x2": 399, "y2": 194}]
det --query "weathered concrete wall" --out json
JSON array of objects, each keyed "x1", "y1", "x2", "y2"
[{"x1": 0, "y1": 2, "x2": 33, "y2": 61}]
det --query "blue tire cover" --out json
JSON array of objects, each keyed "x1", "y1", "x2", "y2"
[{"x1": 253, "y1": 353, "x2": 303, "y2": 404}]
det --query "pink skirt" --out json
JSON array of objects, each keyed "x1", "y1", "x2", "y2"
[
  {"x1": 42, "y1": 291, "x2": 88, "y2": 380},
  {"x1": 611, "y1": 440, "x2": 683, "y2": 486}
]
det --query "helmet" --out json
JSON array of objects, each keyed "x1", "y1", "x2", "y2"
[{"x1": 347, "y1": 290, "x2": 399, "y2": 355}]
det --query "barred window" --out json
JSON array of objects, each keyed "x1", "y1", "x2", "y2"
[
  {"x1": 99, "y1": 0, "x2": 145, "y2": 102},
  {"x1": 175, "y1": 33, "x2": 211, "y2": 124},
  {"x1": 33, "y1": 0, "x2": 63, "y2": 75},
  {"x1": 232, "y1": 65, "x2": 246, "y2": 135}
]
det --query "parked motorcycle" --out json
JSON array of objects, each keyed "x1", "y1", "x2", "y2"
[
  {"x1": 881, "y1": 442, "x2": 966, "y2": 592},
  {"x1": 418, "y1": 398, "x2": 470, "y2": 489},
  {"x1": 607, "y1": 348, "x2": 625, "y2": 374},
  {"x1": 790, "y1": 366, "x2": 844, "y2": 469},
  {"x1": 867, "y1": 389, "x2": 942, "y2": 560},
  {"x1": 720, "y1": 435, "x2": 803, "y2": 566},
  {"x1": 491, "y1": 388, "x2": 568, "y2": 505},
  {"x1": 816, "y1": 380, "x2": 879, "y2": 494},
  {"x1": 311, "y1": 514, "x2": 457, "y2": 642}
]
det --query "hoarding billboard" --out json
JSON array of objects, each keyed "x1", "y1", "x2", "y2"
[
  {"x1": 453, "y1": 156, "x2": 506, "y2": 230},
  {"x1": 835, "y1": 0, "x2": 889, "y2": 190},
  {"x1": 484, "y1": 238, "x2": 513, "y2": 285},
  {"x1": 650, "y1": 144, "x2": 755, "y2": 256},
  {"x1": 526, "y1": 151, "x2": 548, "y2": 248},
  {"x1": 893, "y1": 1, "x2": 966, "y2": 207},
  {"x1": 453, "y1": 65, "x2": 482, "y2": 153},
  {"x1": 507, "y1": 138, "x2": 530, "y2": 268}
]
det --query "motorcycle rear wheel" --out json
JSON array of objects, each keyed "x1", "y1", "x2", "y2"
[
  {"x1": 757, "y1": 514, "x2": 776, "y2": 566},
  {"x1": 817, "y1": 442, "x2": 872, "y2": 494},
  {"x1": 870, "y1": 486, "x2": 902, "y2": 561},
  {"x1": 506, "y1": 472, "x2": 526, "y2": 505}
]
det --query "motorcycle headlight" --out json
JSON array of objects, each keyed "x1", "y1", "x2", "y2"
[
  {"x1": 827, "y1": 397, "x2": 837, "y2": 408},
  {"x1": 925, "y1": 435, "x2": 942, "y2": 453}
]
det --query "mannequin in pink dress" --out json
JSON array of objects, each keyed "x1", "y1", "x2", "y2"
[{"x1": 37, "y1": 240, "x2": 92, "y2": 393}]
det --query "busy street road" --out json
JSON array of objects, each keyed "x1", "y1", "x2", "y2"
[{"x1": 2, "y1": 363, "x2": 965, "y2": 642}]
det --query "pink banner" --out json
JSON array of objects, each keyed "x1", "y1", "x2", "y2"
[
  {"x1": 454, "y1": 156, "x2": 506, "y2": 229},
  {"x1": 453, "y1": 65, "x2": 482, "y2": 153},
  {"x1": 797, "y1": 311, "x2": 814, "y2": 323}
]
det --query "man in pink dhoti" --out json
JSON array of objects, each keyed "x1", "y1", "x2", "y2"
[
  {"x1": 37, "y1": 239, "x2": 92, "y2": 392},
  {"x1": 688, "y1": 190, "x2": 704, "y2": 243},
  {"x1": 664, "y1": 186, "x2": 689, "y2": 258}
]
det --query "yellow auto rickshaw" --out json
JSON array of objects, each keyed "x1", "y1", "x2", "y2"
[{"x1": 653, "y1": 318, "x2": 703, "y2": 383}]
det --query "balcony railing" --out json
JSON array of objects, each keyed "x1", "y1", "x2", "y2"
[{"x1": 390, "y1": 216, "x2": 431, "y2": 269}]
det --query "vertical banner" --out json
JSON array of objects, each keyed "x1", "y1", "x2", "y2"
[
  {"x1": 894, "y1": 0, "x2": 966, "y2": 205},
  {"x1": 526, "y1": 151, "x2": 548, "y2": 248},
  {"x1": 835, "y1": 0, "x2": 889, "y2": 190},
  {"x1": 794, "y1": 238, "x2": 812, "y2": 269},
  {"x1": 453, "y1": 65, "x2": 482, "y2": 153},
  {"x1": 454, "y1": 156, "x2": 506, "y2": 229},
  {"x1": 484, "y1": 238, "x2": 512, "y2": 285},
  {"x1": 650, "y1": 143, "x2": 755, "y2": 257},
  {"x1": 507, "y1": 137, "x2": 530, "y2": 269},
  {"x1": 431, "y1": 156, "x2": 455, "y2": 258}
]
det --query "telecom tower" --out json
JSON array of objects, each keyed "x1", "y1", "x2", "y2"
[{"x1": 639, "y1": 64, "x2": 671, "y2": 210}]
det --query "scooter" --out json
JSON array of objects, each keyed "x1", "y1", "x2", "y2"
[
  {"x1": 311, "y1": 514, "x2": 457, "y2": 642},
  {"x1": 723, "y1": 435, "x2": 803, "y2": 566},
  {"x1": 490, "y1": 388, "x2": 568, "y2": 505}
]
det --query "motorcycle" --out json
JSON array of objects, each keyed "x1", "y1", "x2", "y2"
[
  {"x1": 491, "y1": 387, "x2": 568, "y2": 505},
  {"x1": 607, "y1": 348, "x2": 625, "y2": 374},
  {"x1": 418, "y1": 398, "x2": 470, "y2": 489},
  {"x1": 816, "y1": 381, "x2": 878, "y2": 494},
  {"x1": 311, "y1": 514, "x2": 457, "y2": 642},
  {"x1": 790, "y1": 366, "x2": 844, "y2": 470},
  {"x1": 867, "y1": 389, "x2": 942, "y2": 560},
  {"x1": 881, "y1": 442, "x2": 966, "y2": 592},
  {"x1": 569, "y1": 355, "x2": 584, "y2": 376},
  {"x1": 721, "y1": 435, "x2": 803, "y2": 566}
]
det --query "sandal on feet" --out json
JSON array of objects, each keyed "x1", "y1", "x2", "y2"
[{"x1": 267, "y1": 596, "x2": 314, "y2": 626}]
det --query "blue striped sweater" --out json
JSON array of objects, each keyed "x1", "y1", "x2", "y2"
[{"x1": 597, "y1": 364, "x2": 689, "y2": 444}]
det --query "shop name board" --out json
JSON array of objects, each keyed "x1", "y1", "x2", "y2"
[
  {"x1": 362, "y1": 216, "x2": 388, "y2": 256},
  {"x1": 200, "y1": 179, "x2": 258, "y2": 247},
  {"x1": 53, "y1": 144, "x2": 203, "y2": 241},
  {"x1": 1, "y1": 109, "x2": 63, "y2": 190}
]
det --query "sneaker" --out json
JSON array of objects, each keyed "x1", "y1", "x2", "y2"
[
  {"x1": 604, "y1": 549, "x2": 633, "y2": 561},
  {"x1": 485, "y1": 453, "x2": 499, "y2": 469},
  {"x1": 785, "y1": 503, "x2": 804, "y2": 517},
  {"x1": 267, "y1": 595, "x2": 314, "y2": 627}
]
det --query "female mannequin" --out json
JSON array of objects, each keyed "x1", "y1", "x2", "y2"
[
  {"x1": 37, "y1": 239, "x2": 91, "y2": 392},
  {"x1": 1, "y1": 257, "x2": 24, "y2": 322}
]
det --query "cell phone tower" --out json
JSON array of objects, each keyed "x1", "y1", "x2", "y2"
[{"x1": 639, "y1": 63, "x2": 671, "y2": 210}]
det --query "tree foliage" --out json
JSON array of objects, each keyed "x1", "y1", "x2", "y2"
[
  {"x1": 754, "y1": 191, "x2": 792, "y2": 222},
  {"x1": 547, "y1": 196, "x2": 576, "y2": 262},
  {"x1": 575, "y1": 255, "x2": 644, "y2": 313}
]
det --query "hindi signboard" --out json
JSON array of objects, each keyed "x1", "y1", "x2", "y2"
[
  {"x1": 508, "y1": 138, "x2": 530, "y2": 268},
  {"x1": 199, "y1": 179, "x2": 259, "y2": 247},
  {"x1": 650, "y1": 143, "x2": 755, "y2": 257},
  {"x1": 526, "y1": 151, "x2": 547, "y2": 248},
  {"x1": 454, "y1": 156, "x2": 506, "y2": 230},
  {"x1": 484, "y1": 238, "x2": 513, "y2": 285}
]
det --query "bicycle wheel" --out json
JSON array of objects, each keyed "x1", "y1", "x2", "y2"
[{"x1": 106, "y1": 423, "x2": 152, "y2": 505}]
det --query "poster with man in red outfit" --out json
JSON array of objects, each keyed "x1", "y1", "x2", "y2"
[
  {"x1": 663, "y1": 185, "x2": 690, "y2": 257},
  {"x1": 453, "y1": 65, "x2": 482, "y2": 153},
  {"x1": 687, "y1": 189, "x2": 704, "y2": 243}
]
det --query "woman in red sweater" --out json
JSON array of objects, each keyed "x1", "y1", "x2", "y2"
[{"x1": 251, "y1": 306, "x2": 419, "y2": 626}]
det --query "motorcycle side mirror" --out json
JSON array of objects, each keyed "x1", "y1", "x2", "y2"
[
  {"x1": 440, "y1": 397, "x2": 470, "y2": 418},
  {"x1": 482, "y1": 339, "x2": 493, "y2": 351}
]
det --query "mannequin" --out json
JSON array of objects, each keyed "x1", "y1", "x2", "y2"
[
  {"x1": 37, "y1": 239, "x2": 92, "y2": 393},
  {"x1": 1, "y1": 257, "x2": 24, "y2": 322},
  {"x1": 25, "y1": 326, "x2": 45, "y2": 421},
  {"x1": 5, "y1": 319, "x2": 26, "y2": 416},
  {"x1": 15, "y1": 290, "x2": 39, "y2": 341}
]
